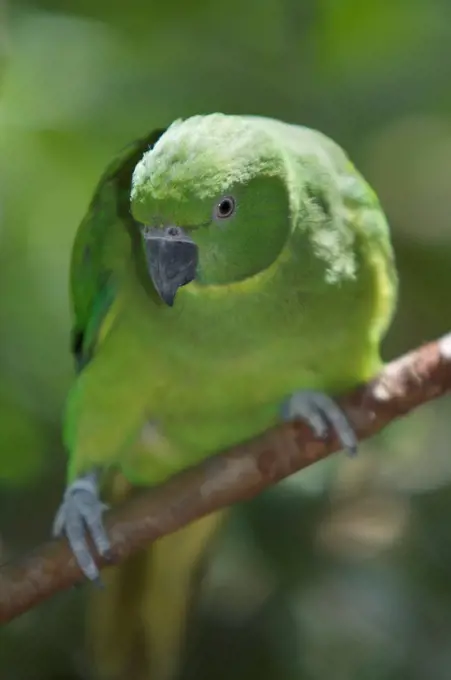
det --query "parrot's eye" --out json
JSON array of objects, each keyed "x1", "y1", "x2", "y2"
[{"x1": 214, "y1": 196, "x2": 236, "y2": 220}]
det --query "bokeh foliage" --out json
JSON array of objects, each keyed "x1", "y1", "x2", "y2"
[{"x1": 1, "y1": 0, "x2": 451, "y2": 678}]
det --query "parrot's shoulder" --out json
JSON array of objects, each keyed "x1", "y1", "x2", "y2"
[{"x1": 70, "y1": 127, "x2": 167, "y2": 370}]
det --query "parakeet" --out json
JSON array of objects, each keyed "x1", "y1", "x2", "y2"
[{"x1": 52, "y1": 113, "x2": 397, "y2": 680}]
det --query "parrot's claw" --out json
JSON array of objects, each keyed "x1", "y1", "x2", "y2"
[
  {"x1": 281, "y1": 389, "x2": 358, "y2": 457},
  {"x1": 52, "y1": 471, "x2": 110, "y2": 582}
]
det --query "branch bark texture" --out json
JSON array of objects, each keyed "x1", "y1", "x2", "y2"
[{"x1": 1, "y1": 334, "x2": 451, "y2": 624}]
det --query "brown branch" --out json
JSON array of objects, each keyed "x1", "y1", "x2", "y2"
[{"x1": 1, "y1": 334, "x2": 451, "y2": 625}]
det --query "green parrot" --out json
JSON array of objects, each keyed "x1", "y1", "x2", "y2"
[{"x1": 52, "y1": 113, "x2": 397, "y2": 680}]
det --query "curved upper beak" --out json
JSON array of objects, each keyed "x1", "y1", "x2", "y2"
[{"x1": 142, "y1": 226, "x2": 198, "y2": 306}]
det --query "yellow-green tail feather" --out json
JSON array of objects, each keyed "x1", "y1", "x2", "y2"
[{"x1": 87, "y1": 471, "x2": 225, "y2": 680}]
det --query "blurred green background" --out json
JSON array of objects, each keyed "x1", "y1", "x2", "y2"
[{"x1": 1, "y1": 0, "x2": 451, "y2": 678}]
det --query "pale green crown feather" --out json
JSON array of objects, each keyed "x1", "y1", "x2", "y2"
[
  {"x1": 130, "y1": 113, "x2": 391, "y2": 287},
  {"x1": 130, "y1": 113, "x2": 283, "y2": 204}
]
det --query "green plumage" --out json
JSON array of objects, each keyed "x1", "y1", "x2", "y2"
[
  {"x1": 66, "y1": 113, "x2": 396, "y2": 485},
  {"x1": 56, "y1": 113, "x2": 397, "y2": 680}
]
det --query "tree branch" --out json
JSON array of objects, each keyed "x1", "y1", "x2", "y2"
[{"x1": 1, "y1": 334, "x2": 451, "y2": 624}]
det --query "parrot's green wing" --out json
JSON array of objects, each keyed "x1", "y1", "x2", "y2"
[{"x1": 70, "y1": 127, "x2": 166, "y2": 370}]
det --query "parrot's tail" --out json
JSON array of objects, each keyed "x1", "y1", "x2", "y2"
[{"x1": 86, "y1": 471, "x2": 225, "y2": 680}]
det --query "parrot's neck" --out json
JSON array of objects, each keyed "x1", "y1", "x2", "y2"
[
  {"x1": 119, "y1": 235, "x2": 382, "y2": 394},
  {"x1": 182, "y1": 242, "x2": 290, "y2": 302}
]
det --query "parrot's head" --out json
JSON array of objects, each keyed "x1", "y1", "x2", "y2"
[{"x1": 130, "y1": 113, "x2": 291, "y2": 306}]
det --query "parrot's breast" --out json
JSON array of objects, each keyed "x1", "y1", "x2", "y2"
[{"x1": 108, "y1": 277, "x2": 381, "y2": 483}]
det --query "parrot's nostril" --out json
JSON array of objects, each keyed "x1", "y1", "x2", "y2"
[{"x1": 166, "y1": 226, "x2": 181, "y2": 237}]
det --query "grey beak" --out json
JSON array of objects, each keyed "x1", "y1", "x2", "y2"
[{"x1": 142, "y1": 226, "x2": 198, "y2": 306}]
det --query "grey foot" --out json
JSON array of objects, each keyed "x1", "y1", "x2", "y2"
[
  {"x1": 281, "y1": 389, "x2": 357, "y2": 457},
  {"x1": 52, "y1": 471, "x2": 110, "y2": 582}
]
